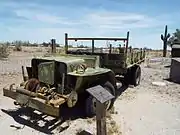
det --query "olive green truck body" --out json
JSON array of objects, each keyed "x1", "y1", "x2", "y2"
[{"x1": 3, "y1": 32, "x2": 145, "y2": 117}]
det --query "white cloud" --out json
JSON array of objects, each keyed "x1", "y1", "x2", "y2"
[
  {"x1": 7, "y1": 27, "x2": 80, "y2": 43},
  {"x1": 14, "y1": 8, "x2": 162, "y2": 30},
  {"x1": 14, "y1": 9, "x2": 80, "y2": 25},
  {"x1": 1, "y1": 3, "x2": 175, "y2": 49},
  {"x1": 82, "y1": 10, "x2": 162, "y2": 30}
]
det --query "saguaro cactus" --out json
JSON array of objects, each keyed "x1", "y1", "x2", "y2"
[{"x1": 161, "y1": 25, "x2": 170, "y2": 57}]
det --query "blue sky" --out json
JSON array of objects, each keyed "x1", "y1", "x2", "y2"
[{"x1": 0, "y1": 0, "x2": 179, "y2": 49}]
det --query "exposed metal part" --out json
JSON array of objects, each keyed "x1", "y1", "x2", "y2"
[
  {"x1": 67, "y1": 91, "x2": 78, "y2": 108},
  {"x1": 9, "y1": 83, "x2": 15, "y2": 91},
  {"x1": 61, "y1": 73, "x2": 65, "y2": 95},
  {"x1": 75, "y1": 64, "x2": 87, "y2": 74},
  {"x1": 25, "y1": 78, "x2": 40, "y2": 92},
  {"x1": 22, "y1": 66, "x2": 28, "y2": 81}
]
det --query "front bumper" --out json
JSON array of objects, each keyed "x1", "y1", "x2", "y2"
[{"x1": 3, "y1": 85, "x2": 66, "y2": 117}]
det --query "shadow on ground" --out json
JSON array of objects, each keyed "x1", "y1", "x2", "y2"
[
  {"x1": 1, "y1": 102, "x2": 88, "y2": 134},
  {"x1": 2, "y1": 107, "x2": 64, "y2": 134},
  {"x1": 76, "y1": 130, "x2": 93, "y2": 135},
  {"x1": 164, "y1": 65, "x2": 171, "y2": 68},
  {"x1": 1, "y1": 82, "x2": 128, "y2": 134},
  {"x1": 115, "y1": 77, "x2": 129, "y2": 99},
  {"x1": 164, "y1": 78, "x2": 180, "y2": 85}
]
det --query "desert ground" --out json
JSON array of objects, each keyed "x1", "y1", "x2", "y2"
[{"x1": 0, "y1": 47, "x2": 180, "y2": 135}]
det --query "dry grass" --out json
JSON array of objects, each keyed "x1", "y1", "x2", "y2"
[
  {"x1": 107, "y1": 120, "x2": 122, "y2": 135},
  {"x1": 147, "y1": 50, "x2": 171, "y2": 58},
  {"x1": 86, "y1": 118, "x2": 94, "y2": 124},
  {"x1": 79, "y1": 106, "x2": 121, "y2": 135},
  {"x1": 109, "y1": 106, "x2": 118, "y2": 114},
  {"x1": 107, "y1": 106, "x2": 122, "y2": 135},
  {"x1": 76, "y1": 128, "x2": 83, "y2": 134},
  {"x1": 13, "y1": 45, "x2": 22, "y2": 51},
  {"x1": 35, "y1": 48, "x2": 43, "y2": 52}
]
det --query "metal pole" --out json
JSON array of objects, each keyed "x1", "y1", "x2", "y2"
[
  {"x1": 65, "y1": 33, "x2": 68, "y2": 54},
  {"x1": 109, "y1": 44, "x2": 112, "y2": 54},
  {"x1": 51, "y1": 39, "x2": 56, "y2": 53},
  {"x1": 140, "y1": 48, "x2": 143, "y2": 60},
  {"x1": 129, "y1": 46, "x2": 132, "y2": 53},
  {"x1": 92, "y1": 40, "x2": 94, "y2": 53},
  {"x1": 125, "y1": 31, "x2": 129, "y2": 54},
  {"x1": 119, "y1": 44, "x2": 121, "y2": 54}
]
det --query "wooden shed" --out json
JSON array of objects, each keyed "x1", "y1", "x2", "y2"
[{"x1": 170, "y1": 58, "x2": 180, "y2": 83}]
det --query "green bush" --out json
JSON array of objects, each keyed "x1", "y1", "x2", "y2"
[{"x1": 0, "y1": 45, "x2": 10, "y2": 58}]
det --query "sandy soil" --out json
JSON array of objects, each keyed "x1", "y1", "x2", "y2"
[{"x1": 0, "y1": 49, "x2": 180, "y2": 135}]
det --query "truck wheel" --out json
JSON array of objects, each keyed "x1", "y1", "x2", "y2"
[
  {"x1": 85, "y1": 81, "x2": 115, "y2": 117},
  {"x1": 132, "y1": 66, "x2": 141, "y2": 86},
  {"x1": 124, "y1": 68, "x2": 131, "y2": 86}
]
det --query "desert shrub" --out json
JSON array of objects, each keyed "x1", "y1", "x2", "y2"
[
  {"x1": 35, "y1": 48, "x2": 43, "y2": 52},
  {"x1": 107, "y1": 120, "x2": 122, "y2": 135},
  {"x1": 14, "y1": 44, "x2": 22, "y2": 51},
  {"x1": 0, "y1": 45, "x2": 10, "y2": 58}
]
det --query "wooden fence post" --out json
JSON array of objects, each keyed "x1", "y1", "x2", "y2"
[
  {"x1": 51, "y1": 39, "x2": 56, "y2": 53},
  {"x1": 86, "y1": 85, "x2": 115, "y2": 135}
]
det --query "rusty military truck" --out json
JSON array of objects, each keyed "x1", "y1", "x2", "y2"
[
  {"x1": 3, "y1": 32, "x2": 146, "y2": 117},
  {"x1": 3, "y1": 54, "x2": 117, "y2": 117},
  {"x1": 65, "y1": 32, "x2": 146, "y2": 86}
]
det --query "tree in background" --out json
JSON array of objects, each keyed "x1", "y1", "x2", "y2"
[
  {"x1": 0, "y1": 43, "x2": 10, "y2": 58},
  {"x1": 168, "y1": 29, "x2": 180, "y2": 47}
]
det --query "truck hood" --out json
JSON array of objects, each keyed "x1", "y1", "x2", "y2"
[
  {"x1": 34, "y1": 55, "x2": 85, "y2": 64},
  {"x1": 32, "y1": 55, "x2": 100, "y2": 74}
]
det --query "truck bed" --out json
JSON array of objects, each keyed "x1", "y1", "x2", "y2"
[{"x1": 67, "y1": 49, "x2": 145, "y2": 75}]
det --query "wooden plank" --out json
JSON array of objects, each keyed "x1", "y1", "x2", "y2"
[
  {"x1": 51, "y1": 39, "x2": 56, "y2": 53},
  {"x1": 16, "y1": 95, "x2": 60, "y2": 117},
  {"x1": 3, "y1": 87, "x2": 18, "y2": 99},
  {"x1": 49, "y1": 97, "x2": 66, "y2": 107},
  {"x1": 3, "y1": 87, "x2": 60, "y2": 117},
  {"x1": 127, "y1": 59, "x2": 145, "y2": 68},
  {"x1": 16, "y1": 88, "x2": 37, "y2": 97},
  {"x1": 96, "y1": 101, "x2": 107, "y2": 135}
]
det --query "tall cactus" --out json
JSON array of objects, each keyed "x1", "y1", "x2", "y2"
[{"x1": 161, "y1": 25, "x2": 170, "y2": 57}]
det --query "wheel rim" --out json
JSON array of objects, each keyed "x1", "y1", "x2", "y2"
[
  {"x1": 104, "y1": 87, "x2": 112, "y2": 109},
  {"x1": 136, "y1": 68, "x2": 141, "y2": 85},
  {"x1": 92, "y1": 97, "x2": 96, "y2": 112}
]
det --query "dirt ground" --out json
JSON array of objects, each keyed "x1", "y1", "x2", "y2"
[{"x1": 0, "y1": 48, "x2": 180, "y2": 135}]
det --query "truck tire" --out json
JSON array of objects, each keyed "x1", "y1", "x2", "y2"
[
  {"x1": 124, "y1": 68, "x2": 131, "y2": 86},
  {"x1": 132, "y1": 66, "x2": 141, "y2": 86},
  {"x1": 124, "y1": 66, "x2": 141, "y2": 86},
  {"x1": 85, "y1": 81, "x2": 115, "y2": 117}
]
